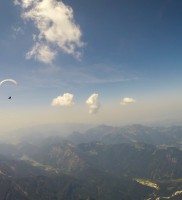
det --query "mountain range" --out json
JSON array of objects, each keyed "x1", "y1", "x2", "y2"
[{"x1": 0, "y1": 124, "x2": 182, "y2": 199}]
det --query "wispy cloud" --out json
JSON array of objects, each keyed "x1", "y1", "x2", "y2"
[
  {"x1": 12, "y1": 26, "x2": 24, "y2": 36},
  {"x1": 51, "y1": 93, "x2": 74, "y2": 106},
  {"x1": 14, "y1": 0, "x2": 84, "y2": 63},
  {"x1": 86, "y1": 94, "x2": 101, "y2": 114},
  {"x1": 56, "y1": 63, "x2": 139, "y2": 85},
  {"x1": 120, "y1": 97, "x2": 136, "y2": 105},
  {"x1": 26, "y1": 42, "x2": 57, "y2": 64}
]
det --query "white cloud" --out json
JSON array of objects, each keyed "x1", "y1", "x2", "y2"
[
  {"x1": 14, "y1": 0, "x2": 21, "y2": 6},
  {"x1": 86, "y1": 94, "x2": 101, "y2": 114},
  {"x1": 12, "y1": 26, "x2": 24, "y2": 39},
  {"x1": 12, "y1": 26, "x2": 24, "y2": 35},
  {"x1": 120, "y1": 97, "x2": 136, "y2": 105},
  {"x1": 26, "y1": 42, "x2": 57, "y2": 64},
  {"x1": 51, "y1": 93, "x2": 74, "y2": 106},
  {"x1": 14, "y1": 0, "x2": 84, "y2": 63}
]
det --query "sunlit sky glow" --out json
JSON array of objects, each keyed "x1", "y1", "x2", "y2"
[{"x1": 0, "y1": 0, "x2": 182, "y2": 132}]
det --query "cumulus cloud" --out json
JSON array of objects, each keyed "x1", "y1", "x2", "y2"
[
  {"x1": 86, "y1": 94, "x2": 101, "y2": 114},
  {"x1": 14, "y1": 0, "x2": 84, "y2": 63},
  {"x1": 26, "y1": 42, "x2": 57, "y2": 64},
  {"x1": 51, "y1": 93, "x2": 74, "y2": 106},
  {"x1": 120, "y1": 97, "x2": 136, "y2": 105}
]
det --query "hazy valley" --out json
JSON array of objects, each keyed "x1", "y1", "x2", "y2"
[{"x1": 0, "y1": 125, "x2": 182, "y2": 199}]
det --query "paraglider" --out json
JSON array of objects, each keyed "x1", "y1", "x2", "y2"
[
  {"x1": 0, "y1": 79, "x2": 17, "y2": 86},
  {"x1": 0, "y1": 79, "x2": 17, "y2": 100}
]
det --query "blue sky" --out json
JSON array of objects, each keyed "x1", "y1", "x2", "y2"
[{"x1": 0, "y1": 0, "x2": 182, "y2": 131}]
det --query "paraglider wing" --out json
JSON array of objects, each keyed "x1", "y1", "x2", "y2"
[
  {"x1": 0, "y1": 79, "x2": 17, "y2": 100},
  {"x1": 0, "y1": 79, "x2": 17, "y2": 86}
]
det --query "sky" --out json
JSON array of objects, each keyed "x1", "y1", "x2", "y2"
[{"x1": 0, "y1": 0, "x2": 182, "y2": 132}]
